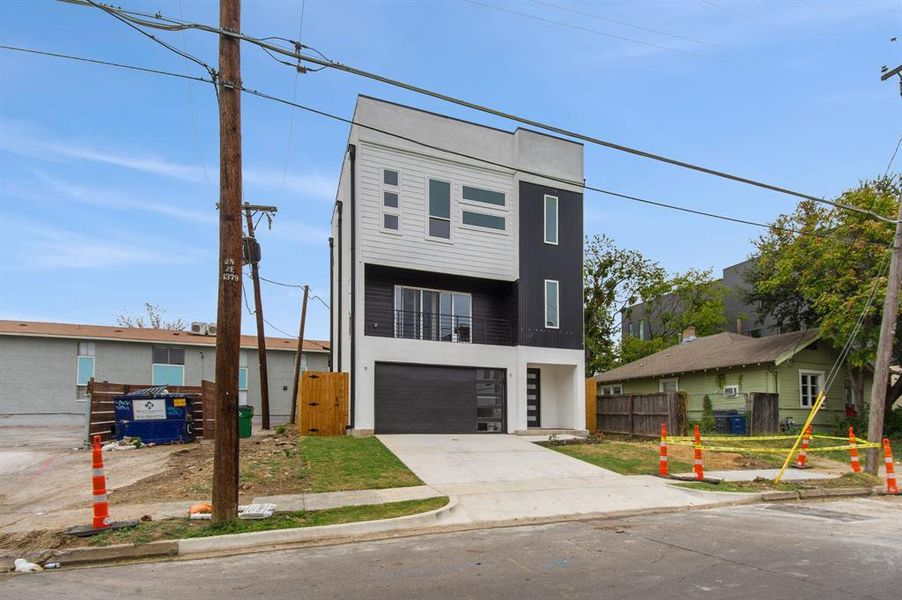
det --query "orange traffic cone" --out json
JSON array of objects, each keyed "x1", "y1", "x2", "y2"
[
  {"x1": 659, "y1": 423, "x2": 669, "y2": 477},
  {"x1": 794, "y1": 425, "x2": 812, "y2": 469},
  {"x1": 693, "y1": 424, "x2": 704, "y2": 481},
  {"x1": 91, "y1": 435, "x2": 110, "y2": 529},
  {"x1": 848, "y1": 426, "x2": 862, "y2": 473},
  {"x1": 883, "y1": 439, "x2": 899, "y2": 495}
]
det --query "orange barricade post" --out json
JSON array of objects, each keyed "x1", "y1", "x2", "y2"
[
  {"x1": 659, "y1": 423, "x2": 669, "y2": 477},
  {"x1": 848, "y1": 426, "x2": 862, "y2": 473},
  {"x1": 794, "y1": 425, "x2": 812, "y2": 469},
  {"x1": 884, "y1": 439, "x2": 899, "y2": 495},
  {"x1": 693, "y1": 424, "x2": 704, "y2": 481},
  {"x1": 91, "y1": 435, "x2": 110, "y2": 529}
]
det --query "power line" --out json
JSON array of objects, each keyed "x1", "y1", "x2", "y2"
[
  {"x1": 531, "y1": 0, "x2": 728, "y2": 50},
  {"x1": 2, "y1": 43, "x2": 891, "y2": 249},
  {"x1": 462, "y1": 0, "x2": 717, "y2": 61},
  {"x1": 884, "y1": 132, "x2": 902, "y2": 177},
  {"x1": 699, "y1": 0, "x2": 784, "y2": 31},
  {"x1": 177, "y1": 0, "x2": 213, "y2": 192},
  {"x1": 59, "y1": 0, "x2": 899, "y2": 224},
  {"x1": 258, "y1": 275, "x2": 330, "y2": 309},
  {"x1": 277, "y1": 0, "x2": 306, "y2": 202}
]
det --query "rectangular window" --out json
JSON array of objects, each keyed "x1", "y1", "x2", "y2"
[
  {"x1": 462, "y1": 185, "x2": 505, "y2": 207},
  {"x1": 152, "y1": 346, "x2": 185, "y2": 386},
  {"x1": 799, "y1": 370, "x2": 823, "y2": 408},
  {"x1": 601, "y1": 385, "x2": 622, "y2": 396},
  {"x1": 660, "y1": 378, "x2": 679, "y2": 393},
  {"x1": 238, "y1": 350, "x2": 248, "y2": 391},
  {"x1": 544, "y1": 279, "x2": 560, "y2": 329},
  {"x1": 544, "y1": 194, "x2": 558, "y2": 245},
  {"x1": 382, "y1": 170, "x2": 400, "y2": 233},
  {"x1": 627, "y1": 322, "x2": 634, "y2": 337},
  {"x1": 462, "y1": 210, "x2": 505, "y2": 231},
  {"x1": 428, "y1": 179, "x2": 451, "y2": 239},
  {"x1": 383, "y1": 169, "x2": 399, "y2": 186},
  {"x1": 76, "y1": 342, "x2": 96, "y2": 389},
  {"x1": 383, "y1": 213, "x2": 399, "y2": 230},
  {"x1": 639, "y1": 319, "x2": 646, "y2": 340},
  {"x1": 394, "y1": 285, "x2": 472, "y2": 342},
  {"x1": 383, "y1": 191, "x2": 399, "y2": 208}
]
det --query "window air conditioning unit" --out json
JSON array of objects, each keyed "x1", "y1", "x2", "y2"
[
  {"x1": 190, "y1": 321, "x2": 208, "y2": 336},
  {"x1": 724, "y1": 385, "x2": 739, "y2": 398},
  {"x1": 207, "y1": 322, "x2": 218, "y2": 336}
]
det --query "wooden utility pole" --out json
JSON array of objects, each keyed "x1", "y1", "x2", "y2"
[
  {"x1": 212, "y1": 0, "x2": 242, "y2": 523},
  {"x1": 290, "y1": 285, "x2": 310, "y2": 425},
  {"x1": 243, "y1": 203, "x2": 278, "y2": 430},
  {"x1": 867, "y1": 65, "x2": 902, "y2": 472},
  {"x1": 866, "y1": 198, "x2": 902, "y2": 472}
]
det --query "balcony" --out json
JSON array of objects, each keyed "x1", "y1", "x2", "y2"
[{"x1": 393, "y1": 310, "x2": 513, "y2": 346}]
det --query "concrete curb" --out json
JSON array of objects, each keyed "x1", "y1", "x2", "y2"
[
  {"x1": 177, "y1": 496, "x2": 458, "y2": 556},
  {"x1": 48, "y1": 540, "x2": 178, "y2": 566},
  {"x1": 759, "y1": 487, "x2": 875, "y2": 502}
]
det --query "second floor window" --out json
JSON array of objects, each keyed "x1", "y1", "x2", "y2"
[
  {"x1": 544, "y1": 279, "x2": 560, "y2": 329},
  {"x1": 394, "y1": 285, "x2": 472, "y2": 342},
  {"x1": 152, "y1": 346, "x2": 185, "y2": 386},
  {"x1": 428, "y1": 179, "x2": 451, "y2": 239},
  {"x1": 382, "y1": 169, "x2": 400, "y2": 232}
]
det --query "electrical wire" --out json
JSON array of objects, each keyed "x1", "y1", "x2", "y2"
[
  {"x1": 698, "y1": 0, "x2": 784, "y2": 31},
  {"x1": 257, "y1": 276, "x2": 330, "y2": 310},
  {"x1": 530, "y1": 0, "x2": 728, "y2": 50},
  {"x1": 59, "y1": 0, "x2": 899, "y2": 224},
  {"x1": 883, "y1": 132, "x2": 902, "y2": 178},
  {"x1": 177, "y1": 0, "x2": 213, "y2": 192},
  {"x1": 277, "y1": 0, "x2": 306, "y2": 202},
  {"x1": 1, "y1": 43, "x2": 891, "y2": 249},
  {"x1": 462, "y1": 0, "x2": 718, "y2": 61}
]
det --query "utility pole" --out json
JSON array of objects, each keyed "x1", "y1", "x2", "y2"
[
  {"x1": 868, "y1": 64, "x2": 902, "y2": 472},
  {"x1": 243, "y1": 203, "x2": 278, "y2": 430},
  {"x1": 290, "y1": 285, "x2": 310, "y2": 425},
  {"x1": 212, "y1": 0, "x2": 242, "y2": 524}
]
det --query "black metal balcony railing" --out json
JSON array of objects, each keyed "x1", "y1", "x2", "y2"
[{"x1": 393, "y1": 309, "x2": 513, "y2": 346}]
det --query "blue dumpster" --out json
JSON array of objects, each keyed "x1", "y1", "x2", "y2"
[
  {"x1": 729, "y1": 415, "x2": 747, "y2": 435},
  {"x1": 114, "y1": 387, "x2": 197, "y2": 444}
]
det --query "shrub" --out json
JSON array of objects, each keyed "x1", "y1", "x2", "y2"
[{"x1": 700, "y1": 395, "x2": 716, "y2": 433}]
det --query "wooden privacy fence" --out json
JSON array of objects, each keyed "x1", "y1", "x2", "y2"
[
  {"x1": 297, "y1": 371, "x2": 349, "y2": 436},
  {"x1": 747, "y1": 392, "x2": 779, "y2": 434},
  {"x1": 87, "y1": 378, "x2": 216, "y2": 442},
  {"x1": 596, "y1": 392, "x2": 683, "y2": 437}
]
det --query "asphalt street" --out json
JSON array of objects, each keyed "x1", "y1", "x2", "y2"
[{"x1": 4, "y1": 497, "x2": 901, "y2": 599}]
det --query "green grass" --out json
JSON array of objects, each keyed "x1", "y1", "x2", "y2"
[
  {"x1": 546, "y1": 441, "x2": 694, "y2": 475},
  {"x1": 87, "y1": 497, "x2": 448, "y2": 547},
  {"x1": 297, "y1": 436, "x2": 423, "y2": 492},
  {"x1": 674, "y1": 472, "x2": 881, "y2": 493}
]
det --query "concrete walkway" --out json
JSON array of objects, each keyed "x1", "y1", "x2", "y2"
[{"x1": 377, "y1": 434, "x2": 755, "y2": 526}]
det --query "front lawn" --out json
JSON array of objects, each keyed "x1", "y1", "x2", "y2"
[
  {"x1": 108, "y1": 433, "x2": 422, "y2": 504},
  {"x1": 543, "y1": 435, "x2": 787, "y2": 476}
]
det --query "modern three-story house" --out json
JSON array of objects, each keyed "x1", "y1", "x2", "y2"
[{"x1": 330, "y1": 96, "x2": 585, "y2": 435}]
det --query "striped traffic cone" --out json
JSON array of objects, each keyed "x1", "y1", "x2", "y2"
[
  {"x1": 883, "y1": 439, "x2": 899, "y2": 495},
  {"x1": 693, "y1": 424, "x2": 704, "y2": 481},
  {"x1": 659, "y1": 423, "x2": 669, "y2": 477},
  {"x1": 848, "y1": 426, "x2": 862, "y2": 473},
  {"x1": 91, "y1": 435, "x2": 111, "y2": 529},
  {"x1": 793, "y1": 425, "x2": 812, "y2": 469}
]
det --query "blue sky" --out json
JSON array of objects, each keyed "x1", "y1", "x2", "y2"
[{"x1": 1, "y1": 0, "x2": 900, "y2": 342}]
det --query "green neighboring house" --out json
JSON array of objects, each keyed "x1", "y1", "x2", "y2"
[{"x1": 595, "y1": 329, "x2": 872, "y2": 432}]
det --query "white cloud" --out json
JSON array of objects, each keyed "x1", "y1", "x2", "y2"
[
  {"x1": 0, "y1": 122, "x2": 336, "y2": 201},
  {"x1": 0, "y1": 217, "x2": 205, "y2": 271}
]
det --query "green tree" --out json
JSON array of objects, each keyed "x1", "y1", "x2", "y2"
[
  {"x1": 583, "y1": 235, "x2": 665, "y2": 375},
  {"x1": 746, "y1": 175, "x2": 902, "y2": 412}
]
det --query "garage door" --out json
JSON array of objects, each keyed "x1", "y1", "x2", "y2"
[{"x1": 374, "y1": 363, "x2": 505, "y2": 434}]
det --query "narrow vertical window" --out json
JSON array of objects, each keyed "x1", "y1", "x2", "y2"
[
  {"x1": 639, "y1": 319, "x2": 646, "y2": 340},
  {"x1": 428, "y1": 179, "x2": 451, "y2": 239},
  {"x1": 544, "y1": 279, "x2": 560, "y2": 329},
  {"x1": 544, "y1": 194, "x2": 558, "y2": 245}
]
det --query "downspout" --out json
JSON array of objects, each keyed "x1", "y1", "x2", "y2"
[
  {"x1": 336, "y1": 200, "x2": 343, "y2": 372},
  {"x1": 328, "y1": 236, "x2": 334, "y2": 371},
  {"x1": 348, "y1": 143, "x2": 357, "y2": 430}
]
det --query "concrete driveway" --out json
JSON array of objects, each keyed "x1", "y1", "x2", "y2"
[{"x1": 378, "y1": 434, "x2": 741, "y2": 525}]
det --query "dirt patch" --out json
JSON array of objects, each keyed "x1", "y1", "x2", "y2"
[{"x1": 108, "y1": 433, "x2": 306, "y2": 505}]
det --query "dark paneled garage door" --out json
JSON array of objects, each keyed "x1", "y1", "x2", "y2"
[{"x1": 374, "y1": 363, "x2": 505, "y2": 434}]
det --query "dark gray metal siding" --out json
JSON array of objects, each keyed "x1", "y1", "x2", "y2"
[
  {"x1": 517, "y1": 181, "x2": 584, "y2": 349},
  {"x1": 363, "y1": 264, "x2": 517, "y2": 345},
  {"x1": 374, "y1": 363, "x2": 476, "y2": 434}
]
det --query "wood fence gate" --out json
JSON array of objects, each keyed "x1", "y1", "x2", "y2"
[
  {"x1": 297, "y1": 371, "x2": 349, "y2": 436},
  {"x1": 585, "y1": 378, "x2": 598, "y2": 433},
  {"x1": 748, "y1": 393, "x2": 779, "y2": 434}
]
